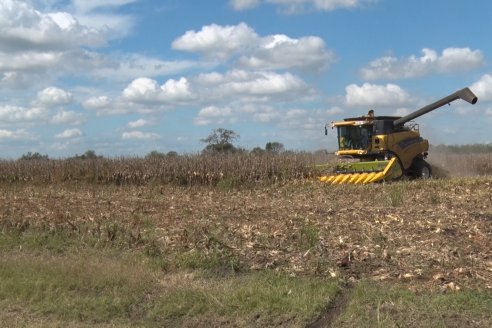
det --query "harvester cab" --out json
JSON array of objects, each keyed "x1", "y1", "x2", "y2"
[{"x1": 320, "y1": 87, "x2": 478, "y2": 184}]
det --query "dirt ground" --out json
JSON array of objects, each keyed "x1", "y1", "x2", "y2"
[{"x1": 2, "y1": 176, "x2": 491, "y2": 293}]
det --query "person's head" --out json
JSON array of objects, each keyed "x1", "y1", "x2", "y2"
[{"x1": 368, "y1": 109, "x2": 374, "y2": 117}]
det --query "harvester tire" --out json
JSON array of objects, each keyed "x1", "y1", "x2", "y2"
[{"x1": 410, "y1": 158, "x2": 432, "y2": 179}]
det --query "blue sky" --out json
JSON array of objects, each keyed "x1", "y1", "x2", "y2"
[{"x1": 1, "y1": 0, "x2": 491, "y2": 158}]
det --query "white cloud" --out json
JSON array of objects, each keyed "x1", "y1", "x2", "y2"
[
  {"x1": 361, "y1": 48, "x2": 484, "y2": 80},
  {"x1": 36, "y1": 86, "x2": 72, "y2": 107},
  {"x1": 172, "y1": 23, "x2": 259, "y2": 60},
  {"x1": 0, "y1": 1, "x2": 142, "y2": 92},
  {"x1": 71, "y1": 0, "x2": 139, "y2": 37},
  {"x1": 230, "y1": 0, "x2": 260, "y2": 10},
  {"x1": 285, "y1": 109, "x2": 308, "y2": 120},
  {"x1": 345, "y1": 83, "x2": 411, "y2": 107},
  {"x1": 172, "y1": 23, "x2": 334, "y2": 72},
  {"x1": 326, "y1": 106, "x2": 343, "y2": 116},
  {"x1": 253, "y1": 107, "x2": 281, "y2": 123},
  {"x1": 51, "y1": 110, "x2": 85, "y2": 125},
  {"x1": 91, "y1": 54, "x2": 198, "y2": 81},
  {"x1": 470, "y1": 74, "x2": 492, "y2": 102},
  {"x1": 394, "y1": 107, "x2": 411, "y2": 117},
  {"x1": 72, "y1": 0, "x2": 138, "y2": 14},
  {"x1": 194, "y1": 106, "x2": 235, "y2": 126},
  {"x1": 0, "y1": 128, "x2": 33, "y2": 141},
  {"x1": 0, "y1": 0, "x2": 105, "y2": 51},
  {"x1": 197, "y1": 70, "x2": 312, "y2": 107},
  {"x1": 237, "y1": 35, "x2": 335, "y2": 72},
  {"x1": 196, "y1": 70, "x2": 310, "y2": 100},
  {"x1": 55, "y1": 128, "x2": 82, "y2": 139},
  {"x1": 0, "y1": 51, "x2": 63, "y2": 71},
  {"x1": 231, "y1": 0, "x2": 362, "y2": 13},
  {"x1": 83, "y1": 95, "x2": 111, "y2": 109},
  {"x1": 128, "y1": 118, "x2": 147, "y2": 128},
  {"x1": 117, "y1": 70, "x2": 311, "y2": 114},
  {"x1": 0, "y1": 105, "x2": 49, "y2": 123},
  {"x1": 223, "y1": 70, "x2": 308, "y2": 96},
  {"x1": 122, "y1": 77, "x2": 195, "y2": 104},
  {"x1": 122, "y1": 131, "x2": 160, "y2": 140}
]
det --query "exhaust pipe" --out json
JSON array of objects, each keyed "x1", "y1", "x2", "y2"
[{"x1": 393, "y1": 87, "x2": 478, "y2": 127}]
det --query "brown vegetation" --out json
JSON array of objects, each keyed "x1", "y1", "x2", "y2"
[
  {"x1": 1, "y1": 151, "x2": 491, "y2": 326},
  {"x1": 0, "y1": 152, "x2": 334, "y2": 186}
]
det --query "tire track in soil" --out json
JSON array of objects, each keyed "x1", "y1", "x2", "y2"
[{"x1": 305, "y1": 285, "x2": 352, "y2": 328}]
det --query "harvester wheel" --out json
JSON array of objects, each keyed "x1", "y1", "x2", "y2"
[{"x1": 410, "y1": 158, "x2": 432, "y2": 179}]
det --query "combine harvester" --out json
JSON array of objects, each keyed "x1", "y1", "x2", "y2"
[{"x1": 320, "y1": 87, "x2": 477, "y2": 184}]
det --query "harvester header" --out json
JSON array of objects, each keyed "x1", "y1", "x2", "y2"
[{"x1": 319, "y1": 87, "x2": 478, "y2": 184}]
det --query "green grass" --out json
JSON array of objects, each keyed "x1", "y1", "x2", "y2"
[
  {"x1": 0, "y1": 231, "x2": 340, "y2": 327},
  {"x1": 151, "y1": 271, "x2": 340, "y2": 327},
  {"x1": 336, "y1": 281, "x2": 492, "y2": 327},
  {"x1": 0, "y1": 252, "x2": 154, "y2": 326}
]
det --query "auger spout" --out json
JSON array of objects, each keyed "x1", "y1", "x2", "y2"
[{"x1": 393, "y1": 87, "x2": 477, "y2": 127}]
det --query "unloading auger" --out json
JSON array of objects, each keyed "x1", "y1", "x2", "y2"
[{"x1": 320, "y1": 87, "x2": 478, "y2": 184}]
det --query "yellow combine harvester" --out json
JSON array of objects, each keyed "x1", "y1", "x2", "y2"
[{"x1": 320, "y1": 87, "x2": 478, "y2": 184}]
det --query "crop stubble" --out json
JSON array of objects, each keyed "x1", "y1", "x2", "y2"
[{"x1": 1, "y1": 176, "x2": 491, "y2": 291}]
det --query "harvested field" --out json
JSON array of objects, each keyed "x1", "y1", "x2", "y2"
[
  {"x1": 1, "y1": 153, "x2": 491, "y2": 326},
  {"x1": 1, "y1": 178, "x2": 491, "y2": 289}
]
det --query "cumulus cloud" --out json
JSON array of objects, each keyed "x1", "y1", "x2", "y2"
[
  {"x1": 0, "y1": 105, "x2": 49, "y2": 123},
  {"x1": 83, "y1": 95, "x2": 111, "y2": 109},
  {"x1": 237, "y1": 35, "x2": 335, "y2": 71},
  {"x1": 36, "y1": 86, "x2": 72, "y2": 107},
  {"x1": 51, "y1": 110, "x2": 85, "y2": 125},
  {"x1": 470, "y1": 74, "x2": 492, "y2": 102},
  {"x1": 194, "y1": 106, "x2": 235, "y2": 126},
  {"x1": 122, "y1": 77, "x2": 195, "y2": 104},
  {"x1": 0, "y1": 0, "x2": 105, "y2": 51},
  {"x1": 55, "y1": 128, "x2": 82, "y2": 139},
  {"x1": 0, "y1": 128, "x2": 33, "y2": 141},
  {"x1": 195, "y1": 70, "x2": 310, "y2": 101},
  {"x1": 72, "y1": 0, "x2": 138, "y2": 14},
  {"x1": 361, "y1": 48, "x2": 484, "y2": 80},
  {"x1": 122, "y1": 131, "x2": 160, "y2": 140},
  {"x1": 230, "y1": 0, "x2": 260, "y2": 10},
  {"x1": 326, "y1": 106, "x2": 343, "y2": 116},
  {"x1": 172, "y1": 23, "x2": 259, "y2": 61},
  {"x1": 173, "y1": 23, "x2": 334, "y2": 72},
  {"x1": 252, "y1": 107, "x2": 281, "y2": 123},
  {"x1": 0, "y1": 51, "x2": 64, "y2": 71},
  {"x1": 120, "y1": 70, "x2": 310, "y2": 108},
  {"x1": 219, "y1": 70, "x2": 308, "y2": 96},
  {"x1": 230, "y1": 0, "x2": 362, "y2": 13},
  {"x1": 92, "y1": 54, "x2": 198, "y2": 81},
  {"x1": 128, "y1": 118, "x2": 147, "y2": 128},
  {"x1": 345, "y1": 83, "x2": 412, "y2": 107},
  {"x1": 0, "y1": 1, "x2": 143, "y2": 93}
]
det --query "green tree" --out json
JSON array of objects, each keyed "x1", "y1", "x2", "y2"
[
  {"x1": 71, "y1": 150, "x2": 101, "y2": 160},
  {"x1": 145, "y1": 150, "x2": 166, "y2": 159},
  {"x1": 265, "y1": 142, "x2": 284, "y2": 154},
  {"x1": 201, "y1": 128, "x2": 240, "y2": 153},
  {"x1": 250, "y1": 147, "x2": 265, "y2": 155},
  {"x1": 19, "y1": 152, "x2": 49, "y2": 161}
]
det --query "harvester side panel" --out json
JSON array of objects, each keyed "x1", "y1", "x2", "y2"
[{"x1": 386, "y1": 131, "x2": 429, "y2": 170}]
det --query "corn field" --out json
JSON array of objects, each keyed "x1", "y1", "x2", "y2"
[
  {"x1": 0, "y1": 152, "x2": 334, "y2": 186},
  {"x1": 0, "y1": 151, "x2": 489, "y2": 186}
]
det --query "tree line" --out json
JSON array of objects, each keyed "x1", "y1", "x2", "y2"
[
  {"x1": 17, "y1": 128, "x2": 492, "y2": 161},
  {"x1": 17, "y1": 128, "x2": 287, "y2": 161}
]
